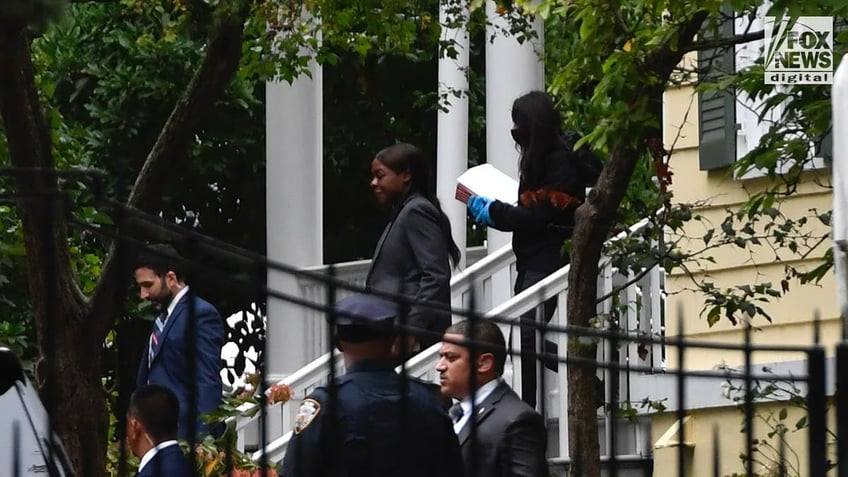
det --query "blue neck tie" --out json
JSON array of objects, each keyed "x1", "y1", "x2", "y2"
[
  {"x1": 449, "y1": 403, "x2": 464, "y2": 424},
  {"x1": 148, "y1": 312, "x2": 167, "y2": 365}
]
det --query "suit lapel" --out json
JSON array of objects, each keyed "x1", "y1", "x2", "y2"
[
  {"x1": 139, "y1": 444, "x2": 179, "y2": 477},
  {"x1": 369, "y1": 223, "x2": 393, "y2": 272},
  {"x1": 149, "y1": 296, "x2": 187, "y2": 365},
  {"x1": 366, "y1": 194, "x2": 415, "y2": 285},
  {"x1": 458, "y1": 381, "x2": 509, "y2": 446}
]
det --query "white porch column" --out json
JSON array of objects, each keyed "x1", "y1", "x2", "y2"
[
  {"x1": 484, "y1": 3, "x2": 544, "y2": 301},
  {"x1": 485, "y1": 4, "x2": 544, "y2": 397},
  {"x1": 266, "y1": 60, "x2": 323, "y2": 382},
  {"x1": 833, "y1": 57, "x2": 848, "y2": 330},
  {"x1": 437, "y1": 0, "x2": 470, "y2": 269}
]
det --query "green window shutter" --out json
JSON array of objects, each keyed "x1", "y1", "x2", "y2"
[{"x1": 698, "y1": 13, "x2": 736, "y2": 171}]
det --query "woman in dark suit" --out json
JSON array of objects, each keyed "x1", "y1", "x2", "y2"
[
  {"x1": 467, "y1": 91, "x2": 599, "y2": 408},
  {"x1": 366, "y1": 143, "x2": 460, "y2": 351}
]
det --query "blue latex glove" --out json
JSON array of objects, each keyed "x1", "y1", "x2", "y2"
[{"x1": 467, "y1": 195, "x2": 494, "y2": 226}]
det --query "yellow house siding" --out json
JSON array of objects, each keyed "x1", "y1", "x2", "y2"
[
  {"x1": 665, "y1": 150, "x2": 830, "y2": 207},
  {"x1": 663, "y1": 83, "x2": 834, "y2": 353},
  {"x1": 651, "y1": 403, "x2": 836, "y2": 477},
  {"x1": 662, "y1": 316, "x2": 839, "y2": 369},
  {"x1": 669, "y1": 266, "x2": 836, "y2": 332},
  {"x1": 669, "y1": 197, "x2": 832, "y2": 275},
  {"x1": 650, "y1": 72, "x2": 836, "y2": 477},
  {"x1": 664, "y1": 85, "x2": 700, "y2": 151}
]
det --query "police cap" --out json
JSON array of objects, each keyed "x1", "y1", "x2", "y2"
[{"x1": 332, "y1": 294, "x2": 399, "y2": 342}]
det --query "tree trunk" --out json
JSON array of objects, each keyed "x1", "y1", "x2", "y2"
[
  {"x1": 39, "y1": 322, "x2": 109, "y2": 477},
  {"x1": 567, "y1": 141, "x2": 641, "y2": 477},
  {"x1": 0, "y1": 0, "x2": 248, "y2": 473},
  {"x1": 0, "y1": 21, "x2": 102, "y2": 474},
  {"x1": 565, "y1": 12, "x2": 709, "y2": 475}
]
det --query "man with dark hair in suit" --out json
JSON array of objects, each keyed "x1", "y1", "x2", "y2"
[
  {"x1": 436, "y1": 319, "x2": 548, "y2": 477},
  {"x1": 280, "y1": 294, "x2": 463, "y2": 477},
  {"x1": 127, "y1": 384, "x2": 192, "y2": 477},
  {"x1": 134, "y1": 243, "x2": 224, "y2": 440}
]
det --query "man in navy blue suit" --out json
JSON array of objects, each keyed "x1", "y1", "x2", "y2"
[
  {"x1": 127, "y1": 384, "x2": 193, "y2": 477},
  {"x1": 134, "y1": 244, "x2": 224, "y2": 440}
]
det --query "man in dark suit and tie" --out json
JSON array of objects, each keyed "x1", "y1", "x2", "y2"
[
  {"x1": 126, "y1": 384, "x2": 192, "y2": 477},
  {"x1": 134, "y1": 244, "x2": 224, "y2": 440},
  {"x1": 436, "y1": 319, "x2": 548, "y2": 477}
]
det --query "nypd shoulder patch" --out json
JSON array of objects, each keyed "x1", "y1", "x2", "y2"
[{"x1": 294, "y1": 398, "x2": 321, "y2": 434}]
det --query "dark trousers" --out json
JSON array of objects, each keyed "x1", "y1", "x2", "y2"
[{"x1": 515, "y1": 269, "x2": 559, "y2": 409}]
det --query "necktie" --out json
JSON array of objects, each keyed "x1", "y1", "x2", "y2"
[
  {"x1": 148, "y1": 312, "x2": 168, "y2": 365},
  {"x1": 449, "y1": 403, "x2": 464, "y2": 424}
]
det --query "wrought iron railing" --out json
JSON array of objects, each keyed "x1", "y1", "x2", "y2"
[{"x1": 238, "y1": 215, "x2": 668, "y2": 465}]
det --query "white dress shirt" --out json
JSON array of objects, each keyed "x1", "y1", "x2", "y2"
[
  {"x1": 147, "y1": 286, "x2": 191, "y2": 370},
  {"x1": 453, "y1": 378, "x2": 500, "y2": 434},
  {"x1": 137, "y1": 440, "x2": 179, "y2": 473},
  {"x1": 164, "y1": 286, "x2": 190, "y2": 323},
  {"x1": 149, "y1": 286, "x2": 190, "y2": 337}
]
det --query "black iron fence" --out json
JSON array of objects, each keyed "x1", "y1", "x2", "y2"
[{"x1": 0, "y1": 167, "x2": 842, "y2": 477}]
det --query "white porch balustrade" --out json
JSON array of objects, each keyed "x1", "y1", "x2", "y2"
[
  {"x1": 234, "y1": 218, "x2": 665, "y2": 467},
  {"x1": 293, "y1": 245, "x2": 498, "y2": 363},
  {"x1": 231, "y1": 243, "x2": 514, "y2": 452}
]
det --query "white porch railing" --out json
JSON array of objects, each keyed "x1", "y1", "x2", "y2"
[
  {"x1": 238, "y1": 216, "x2": 665, "y2": 465},
  {"x1": 232, "y1": 243, "x2": 516, "y2": 453},
  {"x1": 293, "y1": 245, "x2": 506, "y2": 363}
]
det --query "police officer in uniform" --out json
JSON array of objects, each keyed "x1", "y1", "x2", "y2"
[{"x1": 279, "y1": 294, "x2": 464, "y2": 477}]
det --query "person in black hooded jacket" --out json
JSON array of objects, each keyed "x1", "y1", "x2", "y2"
[{"x1": 466, "y1": 90, "x2": 600, "y2": 409}]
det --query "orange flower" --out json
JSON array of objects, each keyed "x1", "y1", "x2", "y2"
[{"x1": 268, "y1": 383, "x2": 293, "y2": 405}]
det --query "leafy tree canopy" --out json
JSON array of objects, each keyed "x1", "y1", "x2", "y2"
[{"x1": 0, "y1": 0, "x2": 468, "y2": 473}]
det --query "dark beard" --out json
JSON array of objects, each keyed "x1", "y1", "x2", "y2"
[{"x1": 152, "y1": 277, "x2": 174, "y2": 312}]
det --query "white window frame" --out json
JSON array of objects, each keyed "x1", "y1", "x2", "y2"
[{"x1": 733, "y1": 3, "x2": 829, "y2": 180}]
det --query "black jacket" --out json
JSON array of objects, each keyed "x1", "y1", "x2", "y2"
[
  {"x1": 279, "y1": 360, "x2": 464, "y2": 477},
  {"x1": 488, "y1": 144, "x2": 584, "y2": 274},
  {"x1": 457, "y1": 381, "x2": 548, "y2": 477},
  {"x1": 366, "y1": 193, "x2": 452, "y2": 341},
  {"x1": 136, "y1": 444, "x2": 192, "y2": 477}
]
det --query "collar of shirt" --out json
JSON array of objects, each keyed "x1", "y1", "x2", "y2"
[
  {"x1": 346, "y1": 359, "x2": 395, "y2": 374},
  {"x1": 453, "y1": 378, "x2": 500, "y2": 433},
  {"x1": 137, "y1": 440, "x2": 179, "y2": 473},
  {"x1": 165, "y1": 286, "x2": 190, "y2": 320}
]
